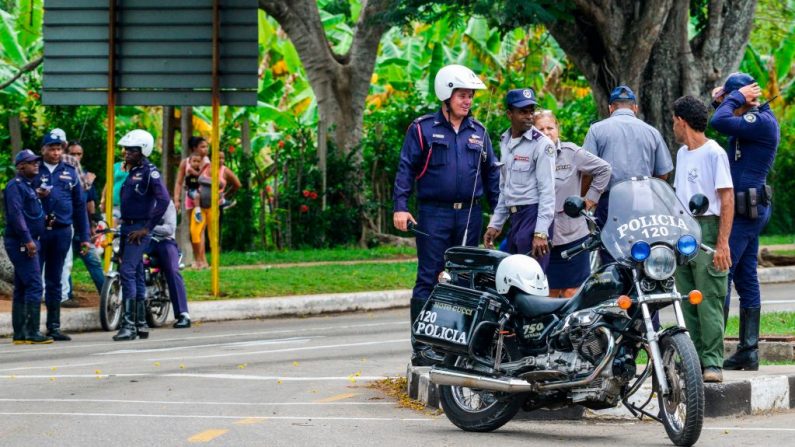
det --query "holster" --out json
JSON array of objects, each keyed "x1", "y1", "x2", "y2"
[{"x1": 735, "y1": 185, "x2": 772, "y2": 219}]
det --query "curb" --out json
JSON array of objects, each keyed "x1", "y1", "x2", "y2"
[
  {"x1": 0, "y1": 290, "x2": 412, "y2": 337},
  {"x1": 725, "y1": 340, "x2": 795, "y2": 362},
  {"x1": 407, "y1": 365, "x2": 795, "y2": 419},
  {"x1": 758, "y1": 265, "x2": 795, "y2": 284}
]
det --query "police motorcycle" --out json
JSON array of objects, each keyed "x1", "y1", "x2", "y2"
[
  {"x1": 415, "y1": 177, "x2": 710, "y2": 446},
  {"x1": 96, "y1": 223, "x2": 177, "y2": 331}
]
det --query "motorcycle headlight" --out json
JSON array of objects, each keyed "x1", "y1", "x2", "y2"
[
  {"x1": 677, "y1": 234, "x2": 698, "y2": 256},
  {"x1": 643, "y1": 246, "x2": 676, "y2": 280}
]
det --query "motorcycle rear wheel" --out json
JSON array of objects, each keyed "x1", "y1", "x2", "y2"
[
  {"x1": 99, "y1": 276, "x2": 122, "y2": 331},
  {"x1": 438, "y1": 356, "x2": 523, "y2": 432},
  {"x1": 146, "y1": 278, "x2": 171, "y2": 328},
  {"x1": 656, "y1": 332, "x2": 704, "y2": 447}
]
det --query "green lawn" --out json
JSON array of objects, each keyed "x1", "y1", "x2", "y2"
[
  {"x1": 213, "y1": 245, "x2": 416, "y2": 266},
  {"x1": 72, "y1": 260, "x2": 418, "y2": 299},
  {"x1": 725, "y1": 311, "x2": 795, "y2": 337},
  {"x1": 760, "y1": 234, "x2": 795, "y2": 246}
]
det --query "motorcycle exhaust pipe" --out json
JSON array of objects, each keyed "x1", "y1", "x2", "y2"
[{"x1": 429, "y1": 368, "x2": 535, "y2": 393}]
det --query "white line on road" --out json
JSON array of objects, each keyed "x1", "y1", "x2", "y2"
[
  {"x1": 94, "y1": 336, "x2": 314, "y2": 355},
  {"x1": 143, "y1": 338, "x2": 409, "y2": 362},
  {"x1": 1, "y1": 373, "x2": 394, "y2": 381},
  {"x1": 0, "y1": 412, "x2": 433, "y2": 422},
  {"x1": 705, "y1": 427, "x2": 795, "y2": 432},
  {"x1": 0, "y1": 398, "x2": 393, "y2": 406}
]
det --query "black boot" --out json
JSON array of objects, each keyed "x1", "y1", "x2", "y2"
[
  {"x1": 46, "y1": 302, "x2": 71, "y2": 341},
  {"x1": 113, "y1": 300, "x2": 137, "y2": 341},
  {"x1": 12, "y1": 301, "x2": 28, "y2": 344},
  {"x1": 24, "y1": 303, "x2": 53, "y2": 344},
  {"x1": 723, "y1": 301, "x2": 730, "y2": 329},
  {"x1": 409, "y1": 298, "x2": 443, "y2": 367},
  {"x1": 173, "y1": 313, "x2": 191, "y2": 329},
  {"x1": 135, "y1": 300, "x2": 149, "y2": 339},
  {"x1": 724, "y1": 307, "x2": 760, "y2": 371}
]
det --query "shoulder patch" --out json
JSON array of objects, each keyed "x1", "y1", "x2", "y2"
[
  {"x1": 743, "y1": 113, "x2": 757, "y2": 123},
  {"x1": 150, "y1": 170, "x2": 161, "y2": 179},
  {"x1": 545, "y1": 144, "x2": 555, "y2": 156}
]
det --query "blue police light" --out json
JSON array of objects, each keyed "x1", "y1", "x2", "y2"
[
  {"x1": 631, "y1": 241, "x2": 651, "y2": 262},
  {"x1": 677, "y1": 235, "x2": 698, "y2": 256}
]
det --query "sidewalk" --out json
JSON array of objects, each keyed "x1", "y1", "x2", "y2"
[{"x1": 407, "y1": 364, "x2": 795, "y2": 419}]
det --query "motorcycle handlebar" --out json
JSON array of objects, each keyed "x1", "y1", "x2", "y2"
[
  {"x1": 561, "y1": 237, "x2": 599, "y2": 260},
  {"x1": 700, "y1": 243, "x2": 715, "y2": 255}
]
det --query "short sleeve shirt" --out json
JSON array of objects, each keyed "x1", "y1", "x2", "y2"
[{"x1": 673, "y1": 139, "x2": 733, "y2": 216}]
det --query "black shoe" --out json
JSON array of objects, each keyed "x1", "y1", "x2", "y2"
[
  {"x1": 24, "y1": 303, "x2": 53, "y2": 344},
  {"x1": 173, "y1": 316, "x2": 191, "y2": 329},
  {"x1": 724, "y1": 307, "x2": 760, "y2": 371},
  {"x1": 47, "y1": 330, "x2": 72, "y2": 341},
  {"x1": 113, "y1": 300, "x2": 137, "y2": 341},
  {"x1": 61, "y1": 299, "x2": 80, "y2": 308},
  {"x1": 135, "y1": 300, "x2": 149, "y2": 339}
]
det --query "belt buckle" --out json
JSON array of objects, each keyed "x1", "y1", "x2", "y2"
[
  {"x1": 453, "y1": 202, "x2": 463, "y2": 210},
  {"x1": 509, "y1": 206, "x2": 518, "y2": 214}
]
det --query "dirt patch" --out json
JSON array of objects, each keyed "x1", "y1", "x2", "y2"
[
  {"x1": 0, "y1": 289, "x2": 100, "y2": 313},
  {"x1": 369, "y1": 377, "x2": 441, "y2": 415}
]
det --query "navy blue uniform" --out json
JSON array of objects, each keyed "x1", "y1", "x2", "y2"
[
  {"x1": 394, "y1": 110, "x2": 500, "y2": 301},
  {"x1": 3, "y1": 175, "x2": 45, "y2": 305},
  {"x1": 119, "y1": 161, "x2": 171, "y2": 302},
  {"x1": 710, "y1": 91, "x2": 780, "y2": 309},
  {"x1": 34, "y1": 161, "x2": 89, "y2": 319}
]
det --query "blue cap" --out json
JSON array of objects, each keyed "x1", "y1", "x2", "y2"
[
  {"x1": 505, "y1": 88, "x2": 538, "y2": 109},
  {"x1": 42, "y1": 131, "x2": 65, "y2": 147},
  {"x1": 15, "y1": 149, "x2": 41, "y2": 165},
  {"x1": 609, "y1": 85, "x2": 636, "y2": 104},
  {"x1": 721, "y1": 72, "x2": 755, "y2": 96}
]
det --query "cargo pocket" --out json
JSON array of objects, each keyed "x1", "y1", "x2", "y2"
[{"x1": 705, "y1": 263, "x2": 729, "y2": 297}]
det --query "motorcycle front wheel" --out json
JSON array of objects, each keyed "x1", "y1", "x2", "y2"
[
  {"x1": 99, "y1": 276, "x2": 122, "y2": 331},
  {"x1": 146, "y1": 277, "x2": 171, "y2": 328},
  {"x1": 656, "y1": 332, "x2": 704, "y2": 446},
  {"x1": 438, "y1": 356, "x2": 523, "y2": 432}
]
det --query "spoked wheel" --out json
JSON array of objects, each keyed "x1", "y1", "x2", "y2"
[
  {"x1": 656, "y1": 332, "x2": 704, "y2": 446},
  {"x1": 145, "y1": 278, "x2": 171, "y2": 328},
  {"x1": 99, "y1": 276, "x2": 122, "y2": 331},
  {"x1": 438, "y1": 356, "x2": 523, "y2": 432}
]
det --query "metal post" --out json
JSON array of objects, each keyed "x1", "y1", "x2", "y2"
[
  {"x1": 210, "y1": 0, "x2": 221, "y2": 296},
  {"x1": 103, "y1": 0, "x2": 117, "y2": 271}
]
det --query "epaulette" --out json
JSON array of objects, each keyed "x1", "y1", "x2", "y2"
[
  {"x1": 530, "y1": 129, "x2": 543, "y2": 140},
  {"x1": 413, "y1": 114, "x2": 434, "y2": 125},
  {"x1": 470, "y1": 118, "x2": 486, "y2": 131},
  {"x1": 559, "y1": 141, "x2": 580, "y2": 151}
]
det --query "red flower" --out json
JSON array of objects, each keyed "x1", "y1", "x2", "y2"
[
  {"x1": 299, "y1": 204, "x2": 309, "y2": 213},
  {"x1": 265, "y1": 185, "x2": 273, "y2": 194},
  {"x1": 309, "y1": 192, "x2": 318, "y2": 200},
  {"x1": 228, "y1": 145, "x2": 236, "y2": 153},
  {"x1": 302, "y1": 190, "x2": 310, "y2": 198},
  {"x1": 278, "y1": 141, "x2": 285, "y2": 149}
]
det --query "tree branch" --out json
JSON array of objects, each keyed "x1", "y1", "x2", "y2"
[{"x1": 0, "y1": 56, "x2": 42, "y2": 91}]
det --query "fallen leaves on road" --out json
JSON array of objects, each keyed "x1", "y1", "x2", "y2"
[{"x1": 369, "y1": 377, "x2": 439, "y2": 415}]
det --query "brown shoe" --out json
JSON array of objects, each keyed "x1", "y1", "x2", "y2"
[{"x1": 703, "y1": 366, "x2": 723, "y2": 383}]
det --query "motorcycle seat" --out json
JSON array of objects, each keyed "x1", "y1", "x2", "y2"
[
  {"x1": 512, "y1": 291, "x2": 568, "y2": 319},
  {"x1": 444, "y1": 246, "x2": 509, "y2": 271}
]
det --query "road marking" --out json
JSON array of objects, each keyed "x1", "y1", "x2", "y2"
[
  {"x1": 95, "y1": 336, "x2": 314, "y2": 355},
  {"x1": 0, "y1": 373, "x2": 394, "y2": 382},
  {"x1": 234, "y1": 418, "x2": 265, "y2": 425},
  {"x1": 314, "y1": 393, "x2": 359, "y2": 403},
  {"x1": 0, "y1": 412, "x2": 433, "y2": 422},
  {"x1": 144, "y1": 338, "x2": 408, "y2": 362},
  {"x1": 188, "y1": 429, "x2": 229, "y2": 443},
  {"x1": 758, "y1": 300, "x2": 795, "y2": 304},
  {"x1": 705, "y1": 427, "x2": 795, "y2": 432},
  {"x1": 0, "y1": 398, "x2": 392, "y2": 406}
]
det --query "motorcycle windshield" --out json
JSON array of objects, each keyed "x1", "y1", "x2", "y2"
[{"x1": 601, "y1": 177, "x2": 702, "y2": 262}]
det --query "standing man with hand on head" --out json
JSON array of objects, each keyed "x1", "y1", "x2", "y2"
[
  {"x1": 483, "y1": 88, "x2": 556, "y2": 269},
  {"x1": 710, "y1": 73, "x2": 780, "y2": 371},
  {"x1": 5, "y1": 150, "x2": 52, "y2": 344},
  {"x1": 34, "y1": 131, "x2": 91, "y2": 342},
  {"x1": 393, "y1": 64, "x2": 500, "y2": 366},
  {"x1": 672, "y1": 95, "x2": 734, "y2": 383},
  {"x1": 113, "y1": 130, "x2": 171, "y2": 341}
]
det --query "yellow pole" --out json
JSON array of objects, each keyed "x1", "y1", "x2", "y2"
[
  {"x1": 210, "y1": 0, "x2": 221, "y2": 296},
  {"x1": 104, "y1": 0, "x2": 117, "y2": 271}
]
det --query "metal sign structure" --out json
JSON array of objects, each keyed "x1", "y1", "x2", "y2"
[{"x1": 42, "y1": 0, "x2": 257, "y2": 296}]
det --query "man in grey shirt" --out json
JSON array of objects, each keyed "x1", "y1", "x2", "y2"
[
  {"x1": 582, "y1": 85, "x2": 673, "y2": 262},
  {"x1": 147, "y1": 201, "x2": 191, "y2": 328},
  {"x1": 484, "y1": 88, "x2": 556, "y2": 269}
]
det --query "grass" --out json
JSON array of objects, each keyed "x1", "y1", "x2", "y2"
[
  {"x1": 72, "y1": 260, "x2": 418, "y2": 299},
  {"x1": 725, "y1": 311, "x2": 795, "y2": 337},
  {"x1": 760, "y1": 234, "x2": 795, "y2": 246},
  {"x1": 213, "y1": 245, "x2": 416, "y2": 267},
  {"x1": 770, "y1": 249, "x2": 795, "y2": 257}
]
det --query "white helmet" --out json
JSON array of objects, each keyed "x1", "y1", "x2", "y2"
[
  {"x1": 119, "y1": 129, "x2": 155, "y2": 157},
  {"x1": 433, "y1": 64, "x2": 486, "y2": 102},
  {"x1": 50, "y1": 128, "x2": 67, "y2": 143},
  {"x1": 495, "y1": 254, "x2": 549, "y2": 296}
]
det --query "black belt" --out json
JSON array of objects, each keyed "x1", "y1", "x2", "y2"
[
  {"x1": 420, "y1": 200, "x2": 479, "y2": 210},
  {"x1": 121, "y1": 218, "x2": 148, "y2": 225},
  {"x1": 46, "y1": 223, "x2": 70, "y2": 230}
]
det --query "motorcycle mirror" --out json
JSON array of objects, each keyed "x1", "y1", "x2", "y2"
[
  {"x1": 688, "y1": 194, "x2": 710, "y2": 216},
  {"x1": 564, "y1": 196, "x2": 586, "y2": 218}
]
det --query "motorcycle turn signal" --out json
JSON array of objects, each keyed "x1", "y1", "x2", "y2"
[
  {"x1": 617, "y1": 295, "x2": 632, "y2": 310},
  {"x1": 688, "y1": 290, "x2": 703, "y2": 305}
]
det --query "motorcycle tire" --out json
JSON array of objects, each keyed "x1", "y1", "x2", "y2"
[
  {"x1": 438, "y1": 356, "x2": 523, "y2": 432},
  {"x1": 146, "y1": 278, "x2": 171, "y2": 328},
  {"x1": 99, "y1": 276, "x2": 123, "y2": 332},
  {"x1": 656, "y1": 332, "x2": 704, "y2": 447}
]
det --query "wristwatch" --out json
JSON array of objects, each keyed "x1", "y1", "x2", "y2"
[{"x1": 533, "y1": 232, "x2": 548, "y2": 240}]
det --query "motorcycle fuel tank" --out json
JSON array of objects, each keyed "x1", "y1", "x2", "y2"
[{"x1": 563, "y1": 264, "x2": 632, "y2": 314}]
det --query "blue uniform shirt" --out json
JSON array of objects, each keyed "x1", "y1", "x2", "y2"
[
  {"x1": 4, "y1": 174, "x2": 45, "y2": 243},
  {"x1": 393, "y1": 109, "x2": 500, "y2": 212},
  {"x1": 34, "y1": 161, "x2": 90, "y2": 243},
  {"x1": 710, "y1": 91, "x2": 780, "y2": 191},
  {"x1": 120, "y1": 160, "x2": 171, "y2": 232}
]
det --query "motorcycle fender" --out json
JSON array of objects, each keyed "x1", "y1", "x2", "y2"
[
  {"x1": 658, "y1": 326, "x2": 688, "y2": 340},
  {"x1": 105, "y1": 271, "x2": 120, "y2": 279}
]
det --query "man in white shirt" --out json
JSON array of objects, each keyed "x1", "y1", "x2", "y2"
[{"x1": 672, "y1": 95, "x2": 734, "y2": 383}]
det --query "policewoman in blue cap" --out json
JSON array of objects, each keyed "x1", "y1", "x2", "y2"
[
  {"x1": 710, "y1": 72, "x2": 780, "y2": 371},
  {"x1": 34, "y1": 131, "x2": 91, "y2": 341},
  {"x1": 483, "y1": 88, "x2": 556, "y2": 268},
  {"x1": 393, "y1": 64, "x2": 500, "y2": 366},
  {"x1": 4, "y1": 150, "x2": 52, "y2": 344},
  {"x1": 112, "y1": 129, "x2": 171, "y2": 341}
]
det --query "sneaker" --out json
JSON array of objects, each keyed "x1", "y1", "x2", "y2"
[
  {"x1": 61, "y1": 299, "x2": 80, "y2": 308},
  {"x1": 703, "y1": 366, "x2": 723, "y2": 383}
]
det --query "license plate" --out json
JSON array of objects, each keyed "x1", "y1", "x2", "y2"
[{"x1": 412, "y1": 300, "x2": 476, "y2": 346}]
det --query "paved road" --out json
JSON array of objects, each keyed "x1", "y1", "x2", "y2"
[{"x1": 0, "y1": 308, "x2": 792, "y2": 446}]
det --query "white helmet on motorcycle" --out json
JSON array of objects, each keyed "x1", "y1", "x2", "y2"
[
  {"x1": 495, "y1": 254, "x2": 549, "y2": 296},
  {"x1": 433, "y1": 64, "x2": 486, "y2": 102},
  {"x1": 119, "y1": 129, "x2": 155, "y2": 157}
]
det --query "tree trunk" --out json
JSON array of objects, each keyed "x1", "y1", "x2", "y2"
[
  {"x1": 546, "y1": 0, "x2": 758, "y2": 161},
  {"x1": 176, "y1": 106, "x2": 194, "y2": 266},
  {"x1": 9, "y1": 115, "x2": 22, "y2": 159},
  {"x1": 0, "y1": 245, "x2": 14, "y2": 295}
]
